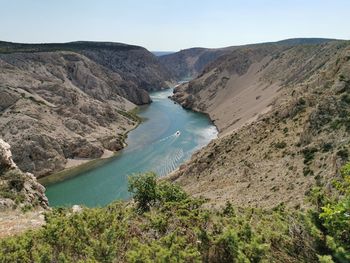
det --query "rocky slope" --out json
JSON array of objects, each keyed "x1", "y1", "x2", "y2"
[
  {"x1": 0, "y1": 139, "x2": 47, "y2": 238},
  {"x1": 0, "y1": 41, "x2": 173, "y2": 177},
  {"x1": 0, "y1": 41, "x2": 173, "y2": 95},
  {"x1": 172, "y1": 39, "x2": 337, "y2": 134},
  {"x1": 159, "y1": 47, "x2": 233, "y2": 80},
  {"x1": 0, "y1": 139, "x2": 48, "y2": 210},
  {"x1": 160, "y1": 38, "x2": 334, "y2": 81},
  {"x1": 170, "y1": 40, "x2": 350, "y2": 209}
]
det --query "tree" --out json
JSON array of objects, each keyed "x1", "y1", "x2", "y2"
[{"x1": 128, "y1": 172, "x2": 158, "y2": 213}]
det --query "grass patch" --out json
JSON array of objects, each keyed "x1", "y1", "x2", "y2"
[{"x1": 117, "y1": 108, "x2": 143, "y2": 123}]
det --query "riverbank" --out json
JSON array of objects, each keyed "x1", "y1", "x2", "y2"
[
  {"x1": 44, "y1": 88, "x2": 218, "y2": 207},
  {"x1": 39, "y1": 106, "x2": 144, "y2": 186},
  {"x1": 64, "y1": 149, "x2": 114, "y2": 169}
]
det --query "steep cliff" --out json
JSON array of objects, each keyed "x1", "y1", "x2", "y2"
[{"x1": 0, "y1": 139, "x2": 48, "y2": 210}]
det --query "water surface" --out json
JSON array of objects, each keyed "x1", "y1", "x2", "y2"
[{"x1": 46, "y1": 89, "x2": 217, "y2": 207}]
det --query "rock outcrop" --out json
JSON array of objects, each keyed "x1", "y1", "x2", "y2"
[{"x1": 0, "y1": 139, "x2": 48, "y2": 210}]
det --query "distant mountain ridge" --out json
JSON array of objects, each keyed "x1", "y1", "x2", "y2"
[
  {"x1": 0, "y1": 41, "x2": 143, "y2": 53},
  {"x1": 159, "y1": 38, "x2": 337, "y2": 80},
  {"x1": 0, "y1": 41, "x2": 174, "y2": 92}
]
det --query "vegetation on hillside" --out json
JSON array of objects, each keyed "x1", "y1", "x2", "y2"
[
  {"x1": 0, "y1": 170, "x2": 349, "y2": 262},
  {"x1": 0, "y1": 41, "x2": 141, "y2": 54}
]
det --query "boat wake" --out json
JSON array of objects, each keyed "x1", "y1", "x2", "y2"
[
  {"x1": 152, "y1": 148, "x2": 184, "y2": 176},
  {"x1": 158, "y1": 130, "x2": 181, "y2": 142}
]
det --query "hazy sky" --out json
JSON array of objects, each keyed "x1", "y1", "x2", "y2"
[{"x1": 1, "y1": 0, "x2": 349, "y2": 51}]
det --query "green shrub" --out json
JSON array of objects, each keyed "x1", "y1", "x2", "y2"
[
  {"x1": 157, "y1": 181, "x2": 188, "y2": 203},
  {"x1": 337, "y1": 149, "x2": 349, "y2": 161},
  {"x1": 302, "y1": 147, "x2": 318, "y2": 164},
  {"x1": 128, "y1": 172, "x2": 188, "y2": 213},
  {"x1": 309, "y1": 162, "x2": 350, "y2": 262},
  {"x1": 322, "y1": 143, "x2": 333, "y2": 152},
  {"x1": 3, "y1": 169, "x2": 350, "y2": 262},
  {"x1": 128, "y1": 172, "x2": 158, "y2": 213},
  {"x1": 274, "y1": 141, "x2": 287, "y2": 149},
  {"x1": 303, "y1": 166, "x2": 314, "y2": 176}
]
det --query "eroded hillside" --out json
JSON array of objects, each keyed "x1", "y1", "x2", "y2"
[
  {"x1": 159, "y1": 38, "x2": 334, "y2": 81},
  {"x1": 0, "y1": 42, "x2": 173, "y2": 177},
  {"x1": 159, "y1": 47, "x2": 234, "y2": 80},
  {"x1": 171, "y1": 40, "x2": 350, "y2": 209},
  {"x1": 0, "y1": 41, "x2": 173, "y2": 93}
]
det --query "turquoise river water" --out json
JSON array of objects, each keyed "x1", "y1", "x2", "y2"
[{"x1": 45, "y1": 89, "x2": 217, "y2": 207}]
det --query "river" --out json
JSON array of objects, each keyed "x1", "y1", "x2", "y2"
[{"x1": 45, "y1": 88, "x2": 217, "y2": 207}]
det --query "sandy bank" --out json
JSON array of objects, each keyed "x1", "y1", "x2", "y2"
[{"x1": 65, "y1": 149, "x2": 115, "y2": 169}]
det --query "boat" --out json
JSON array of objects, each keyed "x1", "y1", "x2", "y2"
[{"x1": 175, "y1": 130, "x2": 181, "y2": 136}]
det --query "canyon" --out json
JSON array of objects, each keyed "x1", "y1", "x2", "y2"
[{"x1": 1, "y1": 38, "x2": 349, "y2": 261}]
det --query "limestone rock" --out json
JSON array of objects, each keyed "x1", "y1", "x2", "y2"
[
  {"x1": 0, "y1": 139, "x2": 16, "y2": 173},
  {"x1": 0, "y1": 139, "x2": 48, "y2": 210}
]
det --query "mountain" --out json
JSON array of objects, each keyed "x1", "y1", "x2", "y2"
[
  {"x1": 0, "y1": 41, "x2": 173, "y2": 177},
  {"x1": 159, "y1": 38, "x2": 336, "y2": 81},
  {"x1": 159, "y1": 47, "x2": 233, "y2": 80},
  {"x1": 0, "y1": 41, "x2": 174, "y2": 94},
  {"x1": 171, "y1": 39, "x2": 350, "y2": 208}
]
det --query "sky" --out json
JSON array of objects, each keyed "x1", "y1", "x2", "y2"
[{"x1": 1, "y1": 0, "x2": 350, "y2": 51}]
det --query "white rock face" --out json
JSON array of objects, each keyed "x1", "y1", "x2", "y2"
[
  {"x1": 0, "y1": 139, "x2": 17, "y2": 171},
  {"x1": 0, "y1": 138, "x2": 49, "y2": 210}
]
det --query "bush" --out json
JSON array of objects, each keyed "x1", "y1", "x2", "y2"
[
  {"x1": 309, "y1": 162, "x2": 350, "y2": 262},
  {"x1": 128, "y1": 172, "x2": 158, "y2": 213},
  {"x1": 322, "y1": 142, "x2": 333, "y2": 152},
  {"x1": 302, "y1": 147, "x2": 318, "y2": 164},
  {"x1": 274, "y1": 141, "x2": 287, "y2": 149},
  {"x1": 337, "y1": 149, "x2": 349, "y2": 161},
  {"x1": 128, "y1": 172, "x2": 188, "y2": 213},
  {"x1": 157, "y1": 181, "x2": 188, "y2": 203},
  {"x1": 2, "y1": 170, "x2": 348, "y2": 262}
]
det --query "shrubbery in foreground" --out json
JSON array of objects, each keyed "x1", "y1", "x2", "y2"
[{"x1": 0, "y1": 171, "x2": 349, "y2": 262}]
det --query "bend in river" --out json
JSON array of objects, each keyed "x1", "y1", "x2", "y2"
[{"x1": 45, "y1": 89, "x2": 217, "y2": 207}]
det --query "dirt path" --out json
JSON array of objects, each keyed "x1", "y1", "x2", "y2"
[{"x1": 0, "y1": 209, "x2": 46, "y2": 238}]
